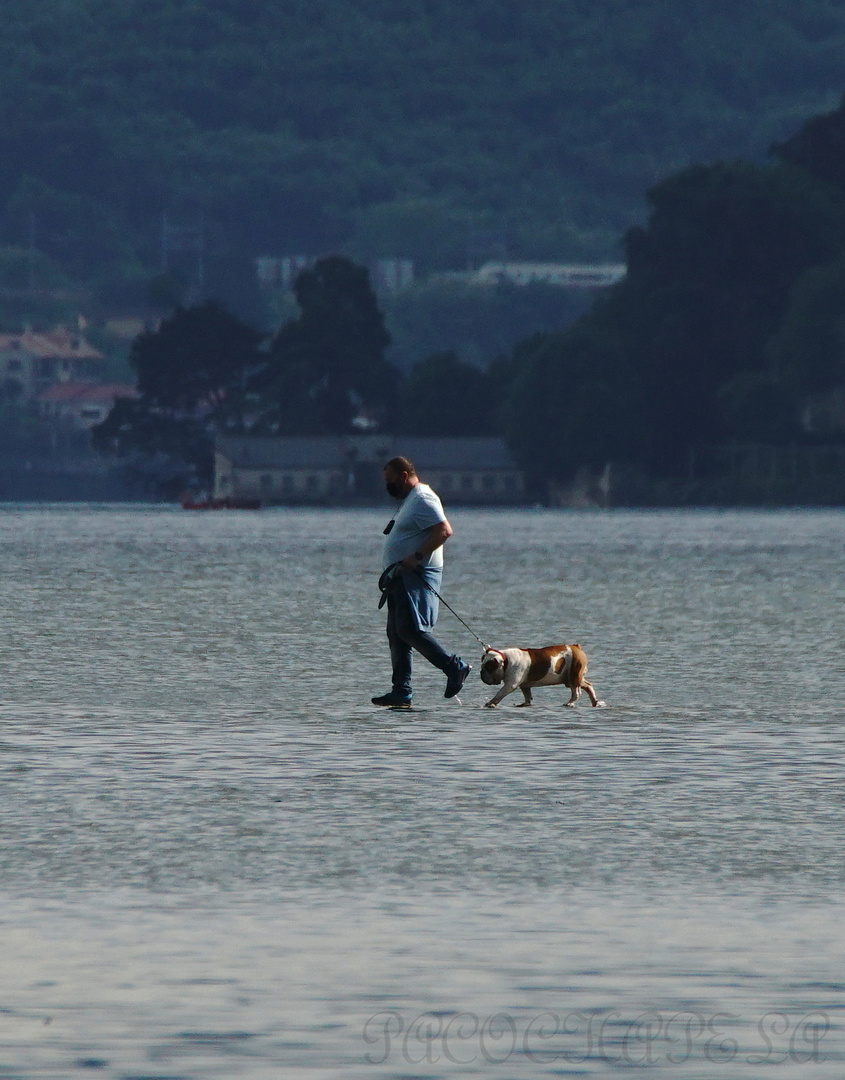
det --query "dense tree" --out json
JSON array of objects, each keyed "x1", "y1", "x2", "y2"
[
  {"x1": 503, "y1": 154, "x2": 845, "y2": 484},
  {"x1": 93, "y1": 300, "x2": 261, "y2": 491},
  {"x1": 130, "y1": 300, "x2": 261, "y2": 421},
  {"x1": 620, "y1": 160, "x2": 844, "y2": 464},
  {"x1": 767, "y1": 254, "x2": 845, "y2": 397},
  {"x1": 399, "y1": 351, "x2": 498, "y2": 436},
  {"x1": 764, "y1": 92, "x2": 845, "y2": 439},
  {"x1": 92, "y1": 398, "x2": 214, "y2": 497},
  {"x1": 250, "y1": 256, "x2": 397, "y2": 433},
  {"x1": 503, "y1": 310, "x2": 645, "y2": 490}
]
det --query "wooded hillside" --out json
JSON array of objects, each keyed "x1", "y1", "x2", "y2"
[{"x1": 2, "y1": 0, "x2": 844, "y2": 308}]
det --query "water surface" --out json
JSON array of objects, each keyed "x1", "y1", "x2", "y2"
[{"x1": 0, "y1": 506, "x2": 843, "y2": 1077}]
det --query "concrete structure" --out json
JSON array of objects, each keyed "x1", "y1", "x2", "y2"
[{"x1": 214, "y1": 435, "x2": 525, "y2": 505}]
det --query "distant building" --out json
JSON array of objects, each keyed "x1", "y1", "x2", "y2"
[
  {"x1": 214, "y1": 435, "x2": 525, "y2": 504},
  {"x1": 255, "y1": 255, "x2": 316, "y2": 292},
  {"x1": 102, "y1": 316, "x2": 150, "y2": 341},
  {"x1": 370, "y1": 258, "x2": 415, "y2": 294},
  {"x1": 471, "y1": 262, "x2": 626, "y2": 288},
  {"x1": 37, "y1": 382, "x2": 138, "y2": 430},
  {"x1": 0, "y1": 328, "x2": 104, "y2": 399},
  {"x1": 255, "y1": 256, "x2": 415, "y2": 296}
]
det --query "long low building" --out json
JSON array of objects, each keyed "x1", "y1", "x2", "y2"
[{"x1": 214, "y1": 435, "x2": 525, "y2": 504}]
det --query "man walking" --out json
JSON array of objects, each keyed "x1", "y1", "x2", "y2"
[{"x1": 372, "y1": 456, "x2": 471, "y2": 708}]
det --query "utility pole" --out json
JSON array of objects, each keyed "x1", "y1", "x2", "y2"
[{"x1": 27, "y1": 212, "x2": 36, "y2": 291}]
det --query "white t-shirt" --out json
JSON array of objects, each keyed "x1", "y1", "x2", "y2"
[{"x1": 382, "y1": 483, "x2": 446, "y2": 570}]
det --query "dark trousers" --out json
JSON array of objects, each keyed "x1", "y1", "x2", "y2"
[{"x1": 386, "y1": 584, "x2": 454, "y2": 696}]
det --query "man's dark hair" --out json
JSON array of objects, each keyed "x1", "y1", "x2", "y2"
[{"x1": 385, "y1": 456, "x2": 416, "y2": 476}]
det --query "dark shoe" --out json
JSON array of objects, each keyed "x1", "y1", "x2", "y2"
[
  {"x1": 372, "y1": 692, "x2": 412, "y2": 708},
  {"x1": 444, "y1": 660, "x2": 472, "y2": 699}
]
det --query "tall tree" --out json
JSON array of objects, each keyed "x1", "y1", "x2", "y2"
[
  {"x1": 614, "y1": 160, "x2": 843, "y2": 466},
  {"x1": 251, "y1": 256, "x2": 398, "y2": 433},
  {"x1": 503, "y1": 309, "x2": 645, "y2": 491},
  {"x1": 131, "y1": 300, "x2": 262, "y2": 422},
  {"x1": 503, "y1": 156, "x2": 845, "y2": 486},
  {"x1": 93, "y1": 300, "x2": 262, "y2": 493},
  {"x1": 399, "y1": 351, "x2": 499, "y2": 435},
  {"x1": 767, "y1": 253, "x2": 845, "y2": 397}
]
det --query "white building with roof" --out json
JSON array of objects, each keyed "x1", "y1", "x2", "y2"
[
  {"x1": 471, "y1": 262, "x2": 626, "y2": 288},
  {"x1": 0, "y1": 328, "x2": 105, "y2": 398},
  {"x1": 214, "y1": 435, "x2": 525, "y2": 505}
]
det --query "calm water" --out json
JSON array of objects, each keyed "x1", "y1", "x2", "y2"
[{"x1": 0, "y1": 505, "x2": 844, "y2": 1078}]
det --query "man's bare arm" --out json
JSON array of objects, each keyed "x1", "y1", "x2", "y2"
[{"x1": 400, "y1": 519, "x2": 453, "y2": 568}]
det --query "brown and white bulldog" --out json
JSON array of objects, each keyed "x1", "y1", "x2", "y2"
[{"x1": 480, "y1": 644, "x2": 605, "y2": 708}]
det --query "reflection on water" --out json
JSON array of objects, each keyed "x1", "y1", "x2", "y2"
[{"x1": 0, "y1": 506, "x2": 844, "y2": 1077}]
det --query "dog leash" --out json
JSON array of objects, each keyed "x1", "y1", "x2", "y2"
[
  {"x1": 411, "y1": 568, "x2": 491, "y2": 652},
  {"x1": 378, "y1": 562, "x2": 491, "y2": 652}
]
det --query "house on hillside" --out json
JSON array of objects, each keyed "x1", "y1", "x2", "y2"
[
  {"x1": 0, "y1": 328, "x2": 104, "y2": 399},
  {"x1": 213, "y1": 435, "x2": 525, "y2": 504}
]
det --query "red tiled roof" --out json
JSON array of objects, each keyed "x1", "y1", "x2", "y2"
[{"x1": 0, "y1": 328, "x2": 104, "y2": 360}]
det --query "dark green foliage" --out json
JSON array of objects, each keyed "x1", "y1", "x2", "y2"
[
  {"x1": 96, "y1": 260, "x2": 397, "y2": 491},
  {"x1": 92, "y1": 396, "x2": 213, "y2": 495},
  {"x1": 75, "y1": 61, "x2": 845, "y2": 499},
  {"x1": 716, "y1": 371, "x2": 797, "y2": 444},
  {"x1": 251, "y1": 255, "x2": 396, "y2": 433},
  {"x1": 772, "y1": 92, "x2": 845, "y2": 190},
  {"x1": 94, "y1": 299, "x2": 261, "y2": 490},
  {"x1": 768, "y1": 253, "x2": 845, "y2": 395},
  {"x1": 505, "y1": 154, "x2": 845, "y2": 484},
  {"x1": 502, "y1": 311, "x2": 646, "y2": 490},
  {"x1": 619, "y1": 160, "x2": 844, "y2": 465},
  {"x1": 1, "y1": 0, "x2": 845, "y2": 300},
  {"x1": 399, "y1": 351, "x2": 498, "y2": 436},
  {"x1": 384, "y1": 280, "x2": 592, "y2": 372},
  {"x1": 131, "y1": 300, "x2": 261, "y2": 419}
]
